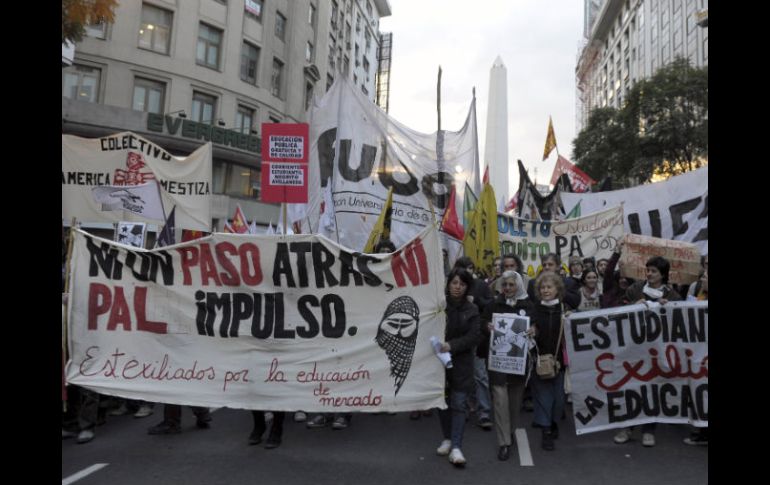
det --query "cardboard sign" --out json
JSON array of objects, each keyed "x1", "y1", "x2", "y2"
[
  {"x1": 619, "y1": 233, "x2": 701, "y2": 285},
  {"x1": 260, "y1": 123, "x2": 309, "y2": 203}
]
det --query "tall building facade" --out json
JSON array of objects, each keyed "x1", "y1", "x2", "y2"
[
  {"x1": 575, "y1": 0, "x2": 708, "y2": 131},
  {"x1": 62, "y1": 0, "x2": 391, "y2": 233}
]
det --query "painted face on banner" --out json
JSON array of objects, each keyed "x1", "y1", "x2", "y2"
[{"x1": 375, "y1": 296, "x2": 420, "y2": 396}]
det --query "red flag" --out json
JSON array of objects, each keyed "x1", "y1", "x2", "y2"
[
  {"x1": 441, "y1": 185, "x2": 465, "y2": 240},
  {"x1": 503, "y1": 191, "x2": 518, "y2": 212},
  {"x1": 223, "y1": 222, "x2": 235, "y2": 233},
  {"x1": 231, "y1": 205, "x2": 250, "y2": 234},
  {"x1": 182, "y1": 229, "x2": 207, "y2": 242},
  {"x1": 550, "y1": 155, "x2": 596, "y2": 192},
  {"x1": 482, "y1": 165, "x2": 489, "y2": 185}
]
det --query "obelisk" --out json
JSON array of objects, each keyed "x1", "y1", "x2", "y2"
[{"x1": 484, "y1": 56, "x2": 509, "y2": 203}]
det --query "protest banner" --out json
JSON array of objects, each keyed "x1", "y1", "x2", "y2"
[
  {"x1": 65, "y1": 224, "x2": 447, "y2": 412},
  {"x1": 565, "y1": 301, "x2": 708, "y2": 435},
  {"x1": 561, "y1": 166, "x2": 708, "y2": 254},
  {"x1": 619, "y1": 234, "x2": 701, "y2": 285},
  {"x1": 260, "y1": 123, "x2": 309, "y2": 203},
  {"x1": 62, "y1": 132, "x2": 212, "y2": 231},
  {"x1": 488, "y1": 313, "x2": 530, "y2": 375},
  {"x1": 497, "y1": 205, "x2": 624, "y2": 278},
  {"x1": 287, "y1": 76, "x2": 480, "y2": 253}
]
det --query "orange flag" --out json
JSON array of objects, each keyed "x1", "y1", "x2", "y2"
[{"x1": 542, "y1": 116, "x2": 557, "y2": 161}]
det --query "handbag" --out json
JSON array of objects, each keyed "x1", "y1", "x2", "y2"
[{"x1": 536, "y1": 305, "x2": 564, "y2": 379}]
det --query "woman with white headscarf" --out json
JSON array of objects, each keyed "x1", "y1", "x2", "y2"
[{"x1": 480, "y1": 270, "x2": 535, "y2": 461}]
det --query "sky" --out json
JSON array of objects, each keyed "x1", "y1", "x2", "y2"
[{"x1": 379, "y1": 0, "x2": 584, "y2": 201}]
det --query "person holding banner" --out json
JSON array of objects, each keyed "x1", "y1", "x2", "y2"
[
  {"x1": 436, "y1": 268, "x2": 481, "y2": 467},
  {"x1": 530, "y1": 272, "x2": 568, "y2": 451},
  {"x1": 249, "y1": 410, "x2": 286, "y2": 449},
  {"x1": 613, "y1": 253, "x2": 682, "y2": 448},
  {"x1": 481, "y1": 270, "x2": 535, "y2": 461}
]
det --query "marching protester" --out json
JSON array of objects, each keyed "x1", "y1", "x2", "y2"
[
  {"x1": 480, "y1": 270, "x2": 534, "y2": 461},
  {"x1": 612, "y1": 249, "x2": 682, "y2": 448},
  {"x1": 147, "y1": 404, "x2": 212, "y2": 435},
  {"x1": 451, "y1": 257, "x2": 493, "y2": 431},
  {"x1": 527, "y1": 253, "x2": 580, "y2": 310},
  {"x1": 530, "y1": 272, "x2": 568, "y2": 451},
  {"x1": 576, "y1": 269, "x2": 602, "y2": 312},
  {"x1": 249, "y1": 411, "x2": 286, "y2": 449},
  {"x1": 436, "y1": 268, "x2": 481, "y2": 467}
]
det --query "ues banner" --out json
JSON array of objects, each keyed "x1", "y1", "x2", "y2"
[
  {"x1": 561, "y1": 166, "x2": 708, "y2": 255},
  {"x1": 62, "y1": 132, "x2": 212, "y2": 231},
  {"x1": 565, "y1": 302, "x2": 708, "y2": 435},
  {"x1": 497, "y1": 205, "x2": 625, "y2": 277},
  {"x1": 65, "y1": 225, "x2": 447, "y2": 412}
]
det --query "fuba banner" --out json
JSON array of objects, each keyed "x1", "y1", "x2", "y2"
[
  {"x1": 497, "y1": 205, "x2": 625, "y2": 277},
  {"x1": 565, "y1": 301, "x2": 708, "y2": 435},
  {"x1": 65, "y1": 225, "x2": 447, "y2": 412}
]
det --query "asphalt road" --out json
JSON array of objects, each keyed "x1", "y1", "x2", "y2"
[{"x1": 62, "y1": 403, "x2": 707, "y2": 485}]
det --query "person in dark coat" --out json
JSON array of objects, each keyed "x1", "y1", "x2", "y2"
[
  {"x1": 481, "y1": 270, "x2": 535, "y2": 461},
  {"x1": 530, "y1": 272, "x2": 567, "y2": 451},
  {"x1": 613, "y1": 252, "x2": 682, "y2": 448},
  {"x1": 249, "y1": 411, "x2": 285, "y2": 449},
  {"x1": 435, "y1": 268, "x2": 480, "y2": 467},
  {"x1": 526, "y1": 253, "x2": 580, "y2": 310}
]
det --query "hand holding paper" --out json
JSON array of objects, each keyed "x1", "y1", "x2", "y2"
[{"x1": 430, "y1": 336, "x2": 453, "y2": 369}]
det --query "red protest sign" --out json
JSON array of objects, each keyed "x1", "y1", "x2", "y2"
[{"x1": 260, "y1": 123, "x2": 309, "y2": 203}]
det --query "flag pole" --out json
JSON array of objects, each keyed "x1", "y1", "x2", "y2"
[
  {"x1": 62, "y1": 217, "x2": 77, "y2": 411},
  {"x1": 282, "y1": 203, "x2": 288, "y2": 235}
]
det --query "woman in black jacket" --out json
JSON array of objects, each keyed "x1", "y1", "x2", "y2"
[
  {"x1": 530, "y1": 272, "x2": 567, "y2": 451},
  {"x1": 481, "y1": 270, "x2": 534, "y2": 461},
  {"x1": 435, "y1": 268, "x2": 480, "y2": 467}
]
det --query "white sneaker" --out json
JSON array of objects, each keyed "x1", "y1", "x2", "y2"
[
  {"x1": 613, "y1": 428, "x2": 632, "y2": 444},
  {"x1": 133, "y1": 404, "x2": 154, "y2": 418},
  {"x1": 642, "y1": 432, "x2": 656, "y2": 447},
  {"x1": 76, "y1": 429, "x2": 94, "y2": 444},
  {"x1": 294, "y1": 411, "x2": 307, "y2": 422},
  {"x1": 436, "y1": 439, "x2": 452, "y2": 456},
  {"x1": 448, "y1": 448, "x2": 466, "y2": 466}
]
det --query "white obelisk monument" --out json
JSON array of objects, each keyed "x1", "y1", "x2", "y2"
[{"x1": 484, "y1": 56, "x2": 509, "y2": 203}]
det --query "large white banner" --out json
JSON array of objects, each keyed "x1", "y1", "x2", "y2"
[
  {"x1": 62, "y1": 132, "x2": 212, "y2": 231},
  {"x1": 565, "y1": 302, "x2": 708, "y2": 435},
  {"x1": 560, "y1": 166, "x2": 708, "y2": 255},
  {"x1": 290, "y1": 76, "x2": 480, "y2": 253},
  {"x1": 497, "y1": 205, "x2": 625, "y2": 277},
  {"x1": 65, "y1": 225, "x2": 447, "y2": 412}
]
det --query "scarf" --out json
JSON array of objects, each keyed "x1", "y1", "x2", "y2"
[{"x1": 642, "y1": 283, "x2": 665, "y2": 300}]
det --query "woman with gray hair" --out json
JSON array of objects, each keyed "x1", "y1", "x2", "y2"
[{"x1": 480, "y1": 270, "x2": 535, "y2": 461}]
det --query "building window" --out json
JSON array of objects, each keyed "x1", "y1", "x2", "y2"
[
  {"x1": 213, "y1": 161, "x2": 260, "y2": 199},
  {"x1": 138, "y1": 3, "x2": 172, "y2": 54},
  {"x1": 192, "y1": 92, "x2": 216, "y2": 124},
  {"x1": 343, "y1": 55, "x2": 349, "y2": 75},
  {"x1": 271, "y1": 58, "x2": 284, "y2": 98},
  {"x1": 356, "y1": 13, "x2": 361, "y2": 32},
  {"x1": 363, "y1": 57, "x2": 369, "y2": 78},
  {"x1": 309, "y1": 4, "x2": 316, "y2": 27},
  {"x1": 132, "y1": 78, "x2": 165, "y2": 113},
  {"x1": 331, "y1": 1, "x2": 338, "y2": 29},
  {"x1": 306, "y1": 42, "x2": 314, "y2": 63},
  {"x1": 275, "y1": 12, "x2": 287, "y2": 41},
  {"x1": 85, "y1": 20, "x2": 107, "y2": 39},
  {"x1": 327, "y1": 73, "x2": 334, "y2": 91},
  {"x1": 235, "y1": 105, "x2": 255, "y2": 134},
  {"x1": 240, "y1": 41, "x2": 260, "y2": 85},
  {"x1": 62, "y1": 64, "x2": 100, "y2": 103},
  {"x1": 244, "y1": 0, "x2": 263, "y2": 21},
  {"x1": 305, "y1": 82, "x2": 314, "y2": 110},
  {"x1": 197, "y1": 23, "x2": 223, "y2": 70},
  {"x1": 365, "y1": 30, "x2": 371, "y2": 51}
]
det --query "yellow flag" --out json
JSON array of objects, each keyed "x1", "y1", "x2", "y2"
[
  {"x1": 542, "y1": 116, "x2": 557, "y2": 161},
  {"x1": 363, "y1": 186, "x2": 394, "y2": 253},
  {"x1": 463, "y1": 183, "x2": 500, "y2": 276}
]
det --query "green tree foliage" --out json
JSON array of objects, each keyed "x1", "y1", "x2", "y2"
[
  {"x1": 62, "y1": 0, "x2": 118, "y2": 44},
  {"x1": 572, "y1": 57, "x2": 708, "y2": 185}
]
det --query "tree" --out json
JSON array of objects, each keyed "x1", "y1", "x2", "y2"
[
  {"x1": 572, "y1": 57, "x2": 708, "y2": 185},
  {"x1": 62, "y1": 0, "x2": 118, "y2": 44}
]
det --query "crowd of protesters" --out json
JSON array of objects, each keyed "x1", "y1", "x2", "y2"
[{"x1": 62, "y1": 238, "x2": 708, "y2": 468}]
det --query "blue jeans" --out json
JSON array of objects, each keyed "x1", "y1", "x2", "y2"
[
  {"x1": 473, "y1": 356, "x2": 492, "y2": 419},
  {"x1": 438, "y1": 390, "x2": 469, "y2": 449},
  {"x1": 531, "y1": 369, "x2": 566, "y2": 428}
]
